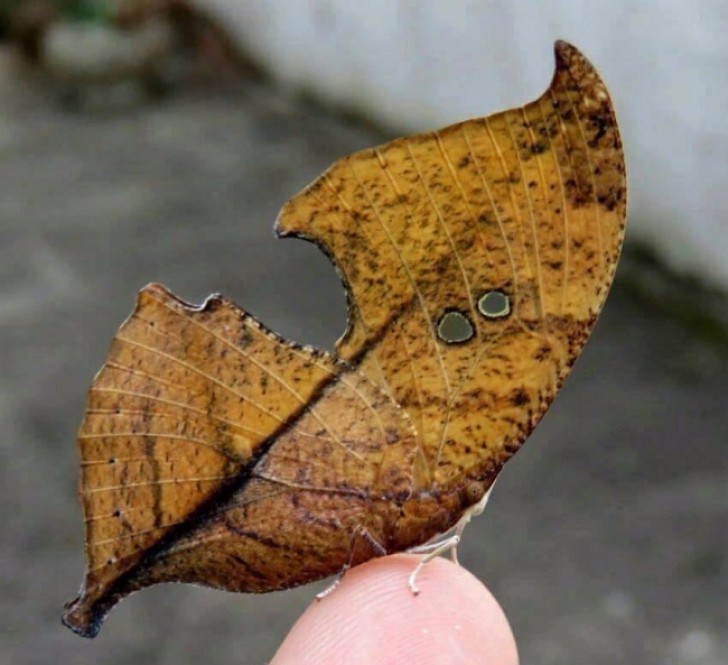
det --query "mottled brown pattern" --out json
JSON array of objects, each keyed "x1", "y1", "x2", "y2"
[{"x1": 63, "y1": 42, "x2": 626, "y2": 638}]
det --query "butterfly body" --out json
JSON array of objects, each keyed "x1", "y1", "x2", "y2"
[{"x1": 64, "y1": 41, "x2": 626, "y2": 638}]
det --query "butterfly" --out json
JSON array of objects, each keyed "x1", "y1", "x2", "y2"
[{"x1": 63, "y1": 41, "x2": 626, "y2": 638}]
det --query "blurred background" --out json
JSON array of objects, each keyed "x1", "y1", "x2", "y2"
[{"x1": 1, "y1": 1, "x2": 726, "y2": 664}]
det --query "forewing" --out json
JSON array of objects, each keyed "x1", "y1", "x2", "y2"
[{"x1": 276, "y1": 42, "x2": 627, "y2": 486}]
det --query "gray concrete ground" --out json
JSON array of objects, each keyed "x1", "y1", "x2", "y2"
[{"x1": 1, "y1": 56, "x2": 726, "y2": 664}]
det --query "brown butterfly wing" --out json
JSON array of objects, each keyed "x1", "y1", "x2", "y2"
[
  {"x1": 64, "y1": 284, "x2": 418, "y2": 637},
  {"x1": 64, "y1": 41, "x2": 626, "y2": 637},
  {"x1": 276, "y1": 41, "x2": 626, "y2": 488}
]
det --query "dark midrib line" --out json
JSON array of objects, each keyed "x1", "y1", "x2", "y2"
[
  {"x1": 86, "y1": 355, "x2": 345, "y2": 626},
  {"x1": 87, "y1": 268, "x2": 416, "y2": 631}
]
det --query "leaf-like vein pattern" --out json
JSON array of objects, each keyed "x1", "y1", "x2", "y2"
[{"x1": 64, "y1": 42, "x2": 626, "y2": 639}]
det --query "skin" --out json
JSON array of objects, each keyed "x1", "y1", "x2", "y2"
[{"x1": 271, "y1": 554, "x2": 519, "y2": 665}]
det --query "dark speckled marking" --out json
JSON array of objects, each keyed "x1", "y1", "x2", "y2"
[{"x1": 510, "y1": 388, "x2": 529, "y2": 407}]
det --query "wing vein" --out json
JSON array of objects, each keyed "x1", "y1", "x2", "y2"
[
  {"x1": 557, "y1": 77, "x2": 605, "y2": 268},
  {"x1": 304, "y1": 183, "x2": 407, "y2": 406},
  {"x1": 465, "y1": 123, "x2": 532, "y2": 335},
  {"x1": 536, "y1": 97, "x2": 570, "y2": 315},
  {"x1": 149, "y1": 296, "x2": 366, "y2": 462},
  {"x1": 90, "y1": 385, "x2": 269, "y2": 440},
  {"x1": 355, "y1": 153, "x2": 451, "y2": 395},
  {"x1": 79, "y1": 423, "x2": 238, "y2": 460},
  {"x1": 82, "y1": 474, "x2": 234, "y2": 495},
  {"x1": 482, "y1": 117, "x2": 533, "y2": 284},
  {"x1": 509, "y1": 108, "x2": 546, "y2": 326},
  {"x1": 435, "y1": 130, "x2": 496, "y2": 274},
  {"x1": 406, "y1": 138, "x2": 478, "y2": 337},
  {"x1": 115, "y1": 334, "x2": 288, "y2": 425}
]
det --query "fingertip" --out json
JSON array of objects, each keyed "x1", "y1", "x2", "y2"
[{"x1": 272, "y1": 555, "x2": 518, "y2": 665}]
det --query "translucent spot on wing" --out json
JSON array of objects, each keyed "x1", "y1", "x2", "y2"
[
  {"x1": 478, "y1": 291, "x2": 511, "y2": 319},
  {"x1": 437, "y1": 310, "x2": 475, "y2": 344}
]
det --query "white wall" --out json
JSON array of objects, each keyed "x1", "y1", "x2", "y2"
[{"x1": 203, "y1": 0, "x2": 728, "y2": 290}]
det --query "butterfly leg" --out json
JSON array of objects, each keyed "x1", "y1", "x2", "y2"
[
  {"x1": 407, "y1": 532, "x2": 462, "y2": 594},
  {"x1": 316, "y1": 525, "x2": 387, "y2": 600},
  {"x1": 407, "y1": 481, "x2": 496, "y2": 594},
  {"x1": 315, "y1": 569, "x2": 346, "y2": 600},
  {"x1": 452, "y1": 480, "x2": 494, "y2": 561}
]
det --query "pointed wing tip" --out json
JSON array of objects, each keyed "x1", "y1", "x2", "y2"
[
  {"x1": 554, "y1": 39, "x2": 578, "y2": 58},
  {"x1": 553, "y1": 39, "x2": 586, "y2": 70},
  {"x1": 62, "y1": 595, "x2": 104, "y2": 639},
  {"x1": 550, "y1": 40, "x2": 612, "y2": 100}
]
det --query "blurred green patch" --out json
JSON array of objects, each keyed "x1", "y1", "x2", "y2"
[
  {"x1": 0, "y1": 0, "x2": 114, "y2": 27},
  {"x1": 55, "y1": 0, "x2": 114, "y2": 23}
]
